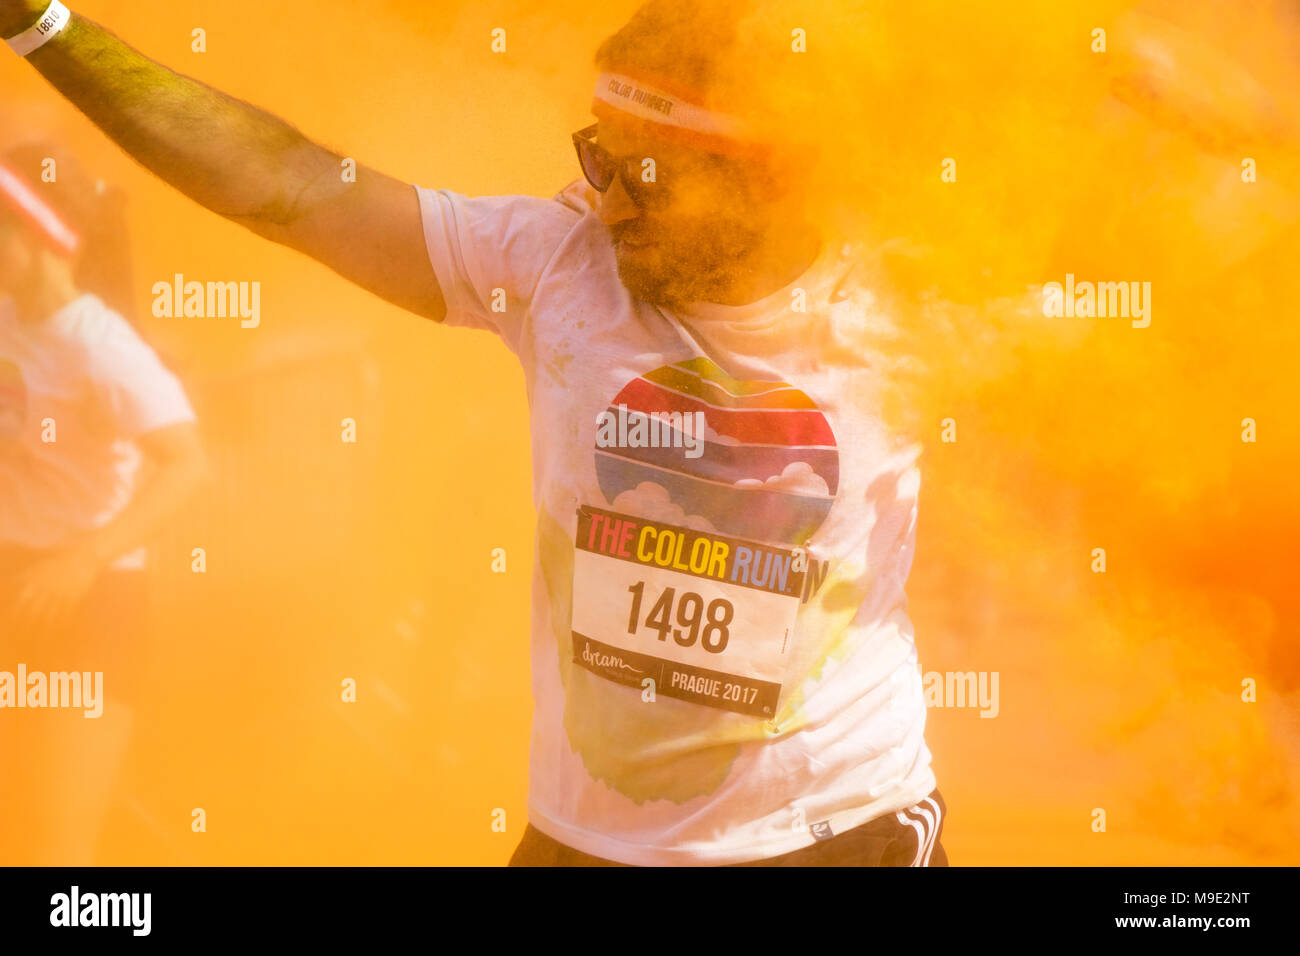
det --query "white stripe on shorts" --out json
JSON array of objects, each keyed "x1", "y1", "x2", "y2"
[
  {"x1": 895, "y1": 810, "x2": 926, "y2": 866},
  {"x1": 899, "y1": 796, "x2": 943, "y2": 867}
]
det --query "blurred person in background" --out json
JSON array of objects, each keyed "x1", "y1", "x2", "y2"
[{"x1": 0, "y1": 140, "x2": 207, "y2": 863}]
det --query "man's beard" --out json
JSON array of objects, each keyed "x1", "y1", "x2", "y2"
[
  {"x1": 615, "y1": 250, "x2": 692, "y2": 310},
  {"x1": 613, "y1": 220, "x2": 766, "y2": 310}
]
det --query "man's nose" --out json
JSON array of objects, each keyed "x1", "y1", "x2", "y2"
[{"x1": 597, "y1": 175, "x2": 640, "y2": 227}]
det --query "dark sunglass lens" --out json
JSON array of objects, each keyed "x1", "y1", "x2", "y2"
[{"x1": 576, "y1": 139, "x2": 616, "y2": 191}]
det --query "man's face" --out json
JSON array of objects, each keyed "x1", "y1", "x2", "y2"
[{"x1": 594, "y1": 116, "x2": 780, "y2": 309}]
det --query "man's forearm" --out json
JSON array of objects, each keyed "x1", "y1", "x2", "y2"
[
  {"x1": 4, "y1": 0, "x2": 448, "y2": 319},
  {"x1": 6, "y1": 4, "x2": 344, "y2": 232},
  {"x1": 75, "y1": 447, "x2": 208, "y2": 572}
]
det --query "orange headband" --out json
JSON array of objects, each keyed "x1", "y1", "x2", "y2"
[
  {"x1": 0, "y1": 162, "x2": 80, "y2": 256},
  {"x1": 592, "y1": 70, "x2": 773, "y2": 161}
]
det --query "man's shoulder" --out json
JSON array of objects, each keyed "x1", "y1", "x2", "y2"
[
  {"x1": 550, "y1": 178, "x2": 599, "y2": 216},
  {"x1": 417, "y1": 180, "x2": 603, "y2": 269},
  {"x1": 417, "y1": 179, "x2": 594, "y2": 225}
]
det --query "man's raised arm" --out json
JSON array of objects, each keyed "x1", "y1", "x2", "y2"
[{"x1": 1, "y1": 1, "x2": 447, "y2": 320}]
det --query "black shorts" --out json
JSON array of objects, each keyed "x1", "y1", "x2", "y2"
[
  {"x1": 509, "y1": 788, "x2": 948, "y2": 867},
  {"x1": 0, "y1": 543, "x2": 150, "y2": 695}
]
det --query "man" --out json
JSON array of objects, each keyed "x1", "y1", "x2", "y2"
[
  {"x1": 1, "y1": 0, "x2": 946, "y2": 866},
  {"x1": 0, "y1": 140, "x2": 207, "y2": 863}
]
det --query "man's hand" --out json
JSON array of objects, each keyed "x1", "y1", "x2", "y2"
[
  {"x1": 8, "y1": 545, "x2": 103, "y2": 636},
  {"x1": 0, "y1": 1, "x2": 48, "y2": 38}
]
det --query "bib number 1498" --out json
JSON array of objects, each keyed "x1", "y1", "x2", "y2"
[{"x1": 626, "y1": 581, "x2": 734, "y2": 654}]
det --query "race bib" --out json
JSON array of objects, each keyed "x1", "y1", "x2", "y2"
[{"x1": 571, "y1": 505, "x2": 807, "y2": 717}]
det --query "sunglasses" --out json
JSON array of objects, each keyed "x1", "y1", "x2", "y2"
[{"x1": 572, "y1": 124, "x2": 671, "y2": 209}]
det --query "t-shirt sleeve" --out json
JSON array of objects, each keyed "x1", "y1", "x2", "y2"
[
  {"x1": 414, "y1": 187, "x2": 581, "y2": 354},
  {"x1": 81, "y1": 312, "x2": 196, "y2": 439}
]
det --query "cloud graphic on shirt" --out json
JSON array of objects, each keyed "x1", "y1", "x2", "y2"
[
  {"x1": 610, "y1": 481, "x2": 719, "y2": 533},
  {"x1": 733, "y1": 461, "x2": 831, "y2": 496},
  {"x1": 699, "y1": 420, "x2": 741, "y2": 446}
]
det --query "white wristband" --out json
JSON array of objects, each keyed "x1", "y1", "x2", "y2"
[{"x1": 5, "y1": 1, "x2": 71, "y2": 57}]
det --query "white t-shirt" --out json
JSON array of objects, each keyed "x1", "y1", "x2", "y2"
[
  {"x1": 0, "y1": 293, "x2": 195, "y2": 569},
  {"x1": 417, "y1": 180, "x2": 937, "y2": 865}
]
